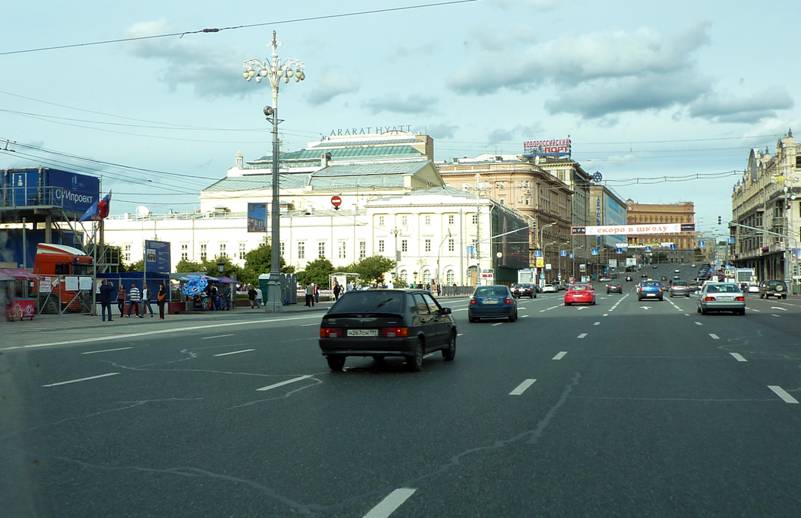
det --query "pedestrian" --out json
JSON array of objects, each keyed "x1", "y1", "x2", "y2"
[
  {"x1": 255, "y1": 286, "x2": 263, "y2": 308},
  {"x1": 305, "y1": 283, "x2": 313, "y2": 307},
  {"x1": 248, "y1": 285, "x2": 256, "y2": 308},
  {"x1": 333, "y1": 280, "x2": 341, "y2": 300},
  {"x1": 128, "y1": 282, "x2": 143, "y2": 318},
  {"x1": 156, "y1": 283, "x2": 167, "y2": 320},
  {"x1": 314, "y1": 283, "x2": 320, "y2": 304},
  {"x1": 117, "y1": 283, "x2": 126, "y2": 317},
  {"x1": 223, "y1": 285, "x2": 231, "y2": 311},
  {"x1": 99, "y1": 279, "x2": 114, "y2": 322},
  {"x1": 210, "y1": 285, "x2": 218, "y2": 311},
  {"x1": 142, "y1": 284, "x2": 154, "y2": 318}
]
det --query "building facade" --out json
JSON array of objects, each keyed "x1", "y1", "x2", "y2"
[
  {"x1": 588, "y1": 185, "x2": 628, "y2": 270},
  {"x1": 731, "y1": 130, "x2": 800, "y2": 286},
  {"x1": 626, "y1": 201, "x2": 696, "y2": 263},
  {"x1": 438, "y1": 155, "x2": 573, "y2": 282}
]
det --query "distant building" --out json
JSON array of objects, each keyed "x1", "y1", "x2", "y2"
[
  {"x1": 731, "y1": 129, "x2": 800, "y2": 285},
  {"x1": 626, "y1": 201, "x2": 696, "y2": 262},
  {"x1": 588, "y1": 185, "x2": 628, "y2": 268}
]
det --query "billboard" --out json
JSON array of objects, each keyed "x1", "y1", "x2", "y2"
[
  {"x1": 144, "y1": 240, "x2": 171, "y2": 274},
  {"x1": 247, "y1": 203, "x2": 268, "y2": 232},
  {"x1": 572, "y1": 224, "x2": 690, "y2": 236},
  {"x1": 48, "y1": 169, "x2": 100, "y2": 213},
  {"x1": 523, "y1": 138, "x2": 571, "y2": 158}
]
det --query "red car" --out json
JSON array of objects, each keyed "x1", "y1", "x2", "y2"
[{"x1": 564, "y1": 284, "x2": 596, "y2": 306}]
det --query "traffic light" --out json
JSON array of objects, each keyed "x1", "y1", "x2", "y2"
[{"x1": 717, "y1": 216, "x2": 722, "y2": 225}]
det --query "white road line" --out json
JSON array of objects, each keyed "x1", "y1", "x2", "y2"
[
  {"x1": 457, "y1": 333, "x2": 464, "y2": 336},
  {"x1": 730, "y1": 353, "x2": 747, "y2": 362},
  {"x1": 509, "y1": 378, "x2": 537, "y2": 396},
  {"x1": 521, "y1": 315, "x2": 529, "y2": 318},
  {"x1": 300, "y1": 323, "x2": 318, "y2": 327},
  {"x1": 518, "y1": 306, "x2": 527, "y2": 310},
  {"x1": 577, "y1": 333, "x2": 588, "y2": 339},
  {"x1": 492, "y1": 322, "x2": 503, "y2": 327},
  {"x1": 202, "y1": 333, "x2": 235, "y2": 340},
  {"x1": 767, "y1": 385, "x2": 799, "y2": 404},
  {"x1": 772, "y1": 314, "x2": 781, "y2": 318},
  {"x1": 684, "y1": 313, "x2": 690, "y2": 317},
  {"x1": 539, "y1": 304, "x2": 560, "y2": 313},
  {"x1": 694, "y1": 321, "x2": 703, "y2": 326},
  {"x1": 423, "y1": 352, "x2": 437, "y2": 359},
  {"x1": 593, "y1": 321, "x2": 600, "y2": 326},
  {"x1": 552, "y1": 351, "x2": 568, "y2": 360},
  {"x1": 213, "y1": 349, "x2": 255, "y2": 357},
  {"x1": 256, "y1": 374, "x2": 313, "y2": 392},
  {"x1": 750, "y1": 308, "x2": 760, "y2": 312},
  {"x1": 708, "y1": 333, "x2": 720, "y2": 340},
  {"x1": 80, "y1": 346, "x2": 133, "y2": 355},
  {"x1": 363, "y1": 488, "x2": 417, "y2": 518},
  {"x1": 42, "y1": 372, "x2": 119, "y2": 388},
  {"x1": 603, "y1": 313, "x2": 608, "y2": 317},
  {"x1": 771, "y1": 306, "x2": 788, "y2": 311}
]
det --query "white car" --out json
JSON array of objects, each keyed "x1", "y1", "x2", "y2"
[{"x1": 541, "y1": 284, "x2": 558, "y2": 293}]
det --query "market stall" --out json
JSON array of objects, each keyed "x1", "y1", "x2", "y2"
[{"x1": 0, "y1": 268, "x2": 39, "y2": 321}]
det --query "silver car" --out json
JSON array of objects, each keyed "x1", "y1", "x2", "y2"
[{"x1": 697, "y1": 282, "x2": 746, "y2": 315}]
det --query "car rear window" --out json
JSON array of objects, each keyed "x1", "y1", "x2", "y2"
[
  {"x1": 672, "y1": 281, "x2": 688, "y2": 286},
  {"x1": 330, "y1": 291, "x2": 405, "y2": 314},
  {"x1": 706, "y1": 284, "x2": 739, "y2": 293},
  {"x1": 570, "y1": 285, "x2": 590, "y2": 291},
  {"x1": 475, "y1": 286, "x2": 508, "y2": 297},
  {"x1": 768, "y1": 281, "x2": 786, "y2": 287},
  {"x1": 642, "y1": 281, "x2": 660, "y2": 287}
]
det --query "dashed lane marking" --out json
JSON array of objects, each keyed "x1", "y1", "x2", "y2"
[
  {"x1": 81, "y1": 347, "x2": 133, "y2": 355},
  {"x1": 363, "y1": 488, "x2": 417, "y2": 518},
  {"x1": 577, "y1": 333, "x2": 588, "y2": 339},
  {"x1": 771, "y1": 306, "x2": 788, "y2": 311},
  {"x1": 730, "y1": 353, "x2": 747, "y2": 362},
  {"x1": 694, "y1": 321, "x2": 703, "y2": 326},
  {"x1": 593, "y1": 322, "x2": 600, "y2": 326},
  {"x1": 709, "y1": 333, "x2": 720, "y2": 340},
  {"x1": 202, "y1": 334, "x2": 235, "y2": 340},
  {"x1": 509, "y1": 378, "x2": 537, "y2": 396},
  {"x1": 492, "y1": 322, "x2": 503, "y2": 327},
  {"x1": 256, "y1": 375, "x2": 313, "y2": 392},
  {"x1": 767, "y1": 385, "x2": 799, "y2": 404},
  {"x1": 213, "y1": 349, "x2": 256, "y2": 357},
  {"x1": 42, "y1": 372, "x2": 119, "y2": 388},
  {"x1": 553, "y1": 351, "x2": 568, "y2": 360}
]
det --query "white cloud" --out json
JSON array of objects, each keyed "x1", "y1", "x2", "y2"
[
  {"x1": 306, "y1": 69, "x2": 360, "y2": 106},
  {"x1": 688, "y1": 87, "x2": 794, "y2": 123},
  {"x1": 363, "y1": 94, "x2": 438, "y2": 114},
  {"x1": 486, "y1": 123, "x2": 543, "y2": 144},
  {"x1": 424, "y1": 123, "x2": 459, "y2": 139}
]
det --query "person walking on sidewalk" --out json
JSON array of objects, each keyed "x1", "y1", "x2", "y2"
[
  {"x1": 128, "y1": 282, "x2": 143, "y2": 318},
  {"x1": 156, "y1": 283, "x2": 167, "y2": 320},
  {"x1": 314, "y1": 283, "x2": 320, "y2": 304},
  {"x1": 99, "y1": 279, "x2": 114, "y2": 322},
  {"x1": 142, "y1": 284, "x2": 154, "y2": 318},
  {"x1": 117, "y1": 284, "x2": 126, "y2": 317},
  {"x1": 333, "y1": 280, "x2": 341, "y2": 300},
  {"x1": 248, "y1": 285, "x2": 256, "y2": 308},
  {"x1": 305, "y1": 283, "x2": 313, "y2": 307},
  {"x1": 255, "y1": 286, "x2": 262, "y2": 308}
]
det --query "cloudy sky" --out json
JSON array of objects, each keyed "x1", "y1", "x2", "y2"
[{"x1": 1, "y1": 0, "x2": 798, "y2": 233}]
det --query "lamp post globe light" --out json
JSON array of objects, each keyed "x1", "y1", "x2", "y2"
[{"x1": 243, "y1": 31, "x2": 305, "y2": 311}]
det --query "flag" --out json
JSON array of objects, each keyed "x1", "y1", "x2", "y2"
[{"x1": 80, "y1": 191, "x2": 112, "y2": 222}]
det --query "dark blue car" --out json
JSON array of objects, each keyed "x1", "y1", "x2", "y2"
[
  {"x1": 468, "y1": 285, "x2": 518, "y2": 322},
  {"x1": 637, "y1": 280, "x2": 664, "y2": 301}
]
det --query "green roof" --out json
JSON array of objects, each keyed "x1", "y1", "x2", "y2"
[
  {"x1": 253, "y1": 145, "x2": 423, "y2": 163},
  {"x1": 308, "y1": 161, "x2": 430, "y2": 190},
  {"x1": 203, "y1": 173, "x2": 310, "y2": 192}
]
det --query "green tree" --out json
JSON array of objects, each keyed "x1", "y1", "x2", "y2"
[
  {"x1": 203, "y1": 255, "x2": 242, "y2": 279},
  {"x1": 240, "y1": 243, "x2": 290, "y2": 285},
  {"x1": 124, "y1": 259, "x2": 144, "y2": 272},
  {"x1": 351, "y1": 255, "x2": 396, "y2": 285},
  {"x1": 176, "y1": 259, "x2": 205, "y2": 273},
  {"x1": 296, "y1": 258, "x2": 334, "y2": 287}
]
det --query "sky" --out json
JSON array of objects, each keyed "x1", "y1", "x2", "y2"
[{"x1": 1, "y1": 0, "x2": 799, "y2": 235}]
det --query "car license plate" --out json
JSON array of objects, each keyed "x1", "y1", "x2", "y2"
[
  {"x1": 347, "y1": 329, "x2": 378, "y2": 337},
  {"x1": 646, "y1": 293, "x2": 655, "y2": 297},
  {"x1": 484, "y1": 298, "x2": 498, "y2": 304},
  {"x1": 717, "y1": 296, "x2": 733, "y2": 301}
]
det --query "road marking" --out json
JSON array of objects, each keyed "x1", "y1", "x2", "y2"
[
  {"x1": 593, "y1": 321, "x2": 600, "y2": 326},
  {"x1": 202, "y1": 334, "x2": 235, "y2": 340},
  {"x1": 771, "y1": 306, "x2": 788, "y2": 311},
  {"x1": 423, "y1": 352, "x2": 437, "y2": 359},
  {"x1": 539, "y1": 304, "x2": 560, "y2": 313},
  {"x1": 509, "y1": 378, "x2": 537, "y2": 396},
  {"x1": 521, "y1": 315, "x2": 529, "y2": 318},
  {"x1": 300, "y1": 323, "x2": 318, "y2": 327},
  {"x1": 42, "y1": 372, "x2": 119, "y2": 388},
  {"x1": 256, "y1": 374, "x2": 313, "y2": 392},
  {"x1": 603, "y1": 313, "x2": 608, "y2": 317},
  {"x1": 694, "y1": 321, "x2": 703, "y2": 326},
  {"x1": 730, "y1": 353, "x2": 747, "y2": 362},
  {"x1": 518, "y1": 306, "x2": 527, "y2": 310},
  {"x1": 684, "y1": 313, "x2": 690, "y2": 317},
  {"x1": 363, "y1": 488, "x2": 416, "y2": 518},
  {"x1": 640, "y1": 306, "x2": 651, "y2": 311},
  {"x1": 577, "y1": 333, "x2": 587, "y2": 339},
  {"x1": 750, "y1": 308, "x2": 760, "y2": 312},
  {"x1": 553, "y1": 351, "x2": 568, "y2": 360},
  {"x1": 213, "y1": 349, "x2": 255, "y2": 357},
  {"x1": 772, "y1": 314, "x2": 781, "y2": 318},
  {"x1": 80, "y1": 346, "x2": 133, "y2": 355},
  {"x1": 492, "y1": 322, "x2": 503, "y2": 327},
  {"x1": 767, "y1": 385, "x2": 799, "y2": 404},
  {"x1": 576, "y1": 306, "x2": 587, "y2": 311},
  {"x1": 708, "y1": 333, "x2": 720, "y2": 340},
  {"x1": 457, "y1": 333, "x2": 463, "y2": 336}
]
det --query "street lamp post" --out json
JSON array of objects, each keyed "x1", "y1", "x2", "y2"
[
  {"x1": 436, "y1": 229, "x2": 453, "y2": 287},
  {"x1": 243, "y1": 31, "x2": 305, "y2": 312},
  {"x1": 539, "y1": 222, "x2": 557, "y2": 287}
]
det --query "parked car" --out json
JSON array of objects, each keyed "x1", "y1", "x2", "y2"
[
  {"x1": 606, "y1": 282, "x2": 623, "y2": 294},
  {"x1": 698, "y1": 282, "x2": 746, "y2": 315},
  {"x1": 468, "y1": 285, "x2": 518, "y2": 323},
  {"x1": 669, "y1": 280, "x2": 692, "y2": 297},
  {"x1": 511, "y1": 283, "x2": 536, "y2": 299},
  {"x1": 759, "y1": 280, "x2": 788, "y2": 299},
  {"x1": 637, "y1": 281, "x2": 664, "y2": 301},
  {"x1": 541, "y1": 284, "x2": 558, "y2": 293},
  {"x1": 564, "y1": 284, "x2": 596, "y2": 305},
  {"x1": 319, "y1": 289, "x2": 457, "y2": 372}
]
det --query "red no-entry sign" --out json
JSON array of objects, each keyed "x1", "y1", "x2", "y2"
[{"x1": 331, "y1": 195, "x2": 342, "y2": 209}]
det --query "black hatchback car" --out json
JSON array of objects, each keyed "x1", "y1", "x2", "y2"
[
  {"x1": 511, "y1": 283, "x2": 536, "y2": 298},
  {"x1": 319, "y1": 289, "x2": 456, "y2": 372}
]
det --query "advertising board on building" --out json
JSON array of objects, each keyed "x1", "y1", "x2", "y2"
[
  {"x1": 522, "y1": 138, "x2": 571, "y2": 158},
  {"x1": 247, "y1": 203, "x2": 268, "y2": 232},
  {"x1": 144, "y1": 240, "x2": 171, "y2": 274},
  {"x1": 48, "y1": 169, "x2": 100, "y2": 213},
  {"x1": 572, "y1": 224, "x2": 691, "y2": 236}
]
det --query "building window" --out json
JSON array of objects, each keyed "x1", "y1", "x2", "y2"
[
  {"x1": 338, "y1": 241, "x2": 347, "y2": 260},
  {"x1": 401, "y1": 215, "x2": 408, "y2": 226},
  {"x1": 200, "y1": 243, "x2": 207, "y2": 261},
  {"x1": 448, "y1": 214, "x2": 455, "y2": 225},
  {"x1": 219, "y1": 242, "x2": 227, "y2": 259},
  {"x1": 495, "y1": 181, "x2": 505, "y2": 189},
  {"x1": 400, "y1": 270, "x2": 408, "y2": 283},
  {"x1": 422, "y1": 269, "x2": 431, "y2": 284},
  {"x1": 378, "y1": 215, "x2": 385, "y2": 226},
  {"x1": 180, "y1": 243, "x2": 188, "y2": 261},
  {"x1": 123, "y1": 244, "x2": 131, "y2": 262},
  {"x1": 425, "y1": 239, "x2": 432, "y2": 253},
  {"x1": 524, "y1": 198, "x2": 530, "y2": 206},
  {"x1": 472, "y1": 214, "x2": 479, "y2": 225},
  {"x1": 448, "y1": 238, "x2": 455, "y2": 252},
  {"x1": 239, "y1": 242, "x2": 247, "y2": 260},
  {"x1": 280, "y1": 241, "x2": 285, "y2": 257},
  {"x1": 499, "y1": 199, "x2": 505, "y2": 205},
  {"x1": 359, "y1": 241, "x2": 366, "y2": 260},
  {"x1": 297, "y1": 241, "x2": 305, "y2": 259},
  {"x1": 425, "y1": 215, "x2": 431, "y2": 225},
  {"x1": 318, "y1": 241, "x2": 326, "y2": 259},
  {"x1": 446, "y1": 270, "x2": 455, "y2": 285},
  {"x1": 401, "y1": 239, "x2": 408, "y2": 252},
  {"x1": 378, "y1": 239, "x2": 385, "y2": 253}
]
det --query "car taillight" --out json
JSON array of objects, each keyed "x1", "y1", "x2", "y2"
[
  {"x1": 319, "y1": 327, "x2": 341, "y2": 338},
  {"x1": 735, "y1": 296, "x2": 745, "y2": 302},
  {"x1": 380, "y1": 327, "x2": 408, "y2": 337},
  {"x1": 703, "y1": 296, "x2": 716, "y2": 302},
  {"x1": 470, "y1": 298, "x2": 477, "y2": 305},
  {"x1": 504, "y1": 298, "x2": 513, "y2": 304}
]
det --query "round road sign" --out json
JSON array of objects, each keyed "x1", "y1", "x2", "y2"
[{"x1": 330, "y1": 195, "x2": 342, "y2": 209}]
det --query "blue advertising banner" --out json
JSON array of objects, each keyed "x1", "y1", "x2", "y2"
[
  {"x1": 47, "y1": 169, "x2": 100, "y2": 213},
  {"x1": 591, "y1": 247, "x2": 600, "y2": 256},
  {"x1": 247, "y1": 203, "x2": 268, "y2": 232},
  {"x1": 145, "y1": 240, "x2": 171, "y2": 274},
  {"x1": 559, "y1": 250, "x2": 568, "y2": 257}
]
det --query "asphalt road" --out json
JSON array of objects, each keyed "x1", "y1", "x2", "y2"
[{"x1": 2, "y1": 263, "x2": 801, "y2": 517}]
